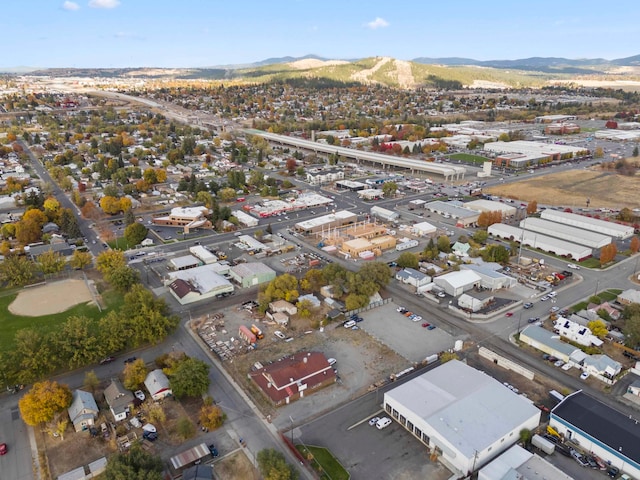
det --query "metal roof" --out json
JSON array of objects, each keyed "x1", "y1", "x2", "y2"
[{"x1": 520, "y1": 217, "x2": 612, "y2": 248}]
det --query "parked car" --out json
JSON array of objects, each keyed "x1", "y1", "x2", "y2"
[
  {"x1": 343, "y1": 320, "x2": 356, "y2": 328},
  {"x1": 124, "y1": 356, "x2": 137, "y2": 364},
  {"x1": 427, "y1": 325, "x2": 436, "y2": 330},
  {"x1": 375, "y1": 417, "x2": 392, "y2": 430},
  {"x1": 607, "y1": 466, "x2": 620, "y2": 478},
  {"x1": 99, "y1": 356, "x2": 115, "y2": 365},
  {"x1": 327, "y1": 358, "x2": 337, "y2": 366},
  {"x1": 134, "y1": 390, "x2": 146, "y2": 401},
  {"x1": 541, "y1": 295, "x2": 550, "y2": 301},
  {"x1": 523, "y1": 302, "x2": 534, "y2": 309},
  {"x1": 0, "y1": 443, "x2": 7, "y2": 455},
  {"x1": 368, "y1": 416, "x2": 380, "y2": 427},
  {"x1": 527, "y1": 317, "x2": 540, "y2": 323},
  {"x1": 505, "y1": 312, "x2": 514, "y2": 317},
  {"x1": 143, "y1": 431, "x2": 157, "y2": 441},
  {"x1": 208, "y1": 444, "x2": 219, "y2": 457},
  {"x1": 554, "y1": 360, "x2": 565, "y2": 367},
  {"x1": 274, "y1": 330, "x2": 286, "y2": 340},
  {"x1": 550, "y1": 306, "x2": 560, "y2": 313},
  {"x1": 567, "y1": 263, "x2": 580, "y2": 270},
  {"x1": 580, "y1": 371, "x2": 590, "y2": 380},
  {"x1": 422, "y1": 322, "x2": 430, "y2": 328}
]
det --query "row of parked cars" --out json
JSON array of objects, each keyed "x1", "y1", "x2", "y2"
[{"x1": 396, "y1": 306, "x2": 422, "y2": 322}]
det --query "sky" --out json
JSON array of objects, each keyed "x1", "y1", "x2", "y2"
[{"x1": 2, "y1": 0, "x2": 639, "y2": 69}]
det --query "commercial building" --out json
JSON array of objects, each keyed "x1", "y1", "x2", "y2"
[
  {"x1": 460, "y1": 264, "x2": 516, "y2": 291},
  {"x1": 519, "y1": 325, "x2": 587, "y2": 365},
  {"x1": 540, "y1": 209, "x2": 634, "y2": 240},
  {"x1": 520, "y1": 217, "x2": 612, "y2": 249},
  {"x1": 166, "y1": 265, "x2": 234, "y2": 305},
  {"x1": 478, "y1": 445, "x2": 574, "y2": 480},
  {"x1": 412, "y1": 221, "x2": 437, "y2": 236},
  {"x1": 434, "y1": 270, "x2": 482, "y2": 297},
  {"x1": 189, "y1": 245, "x2": 217, "y2": 264},
  {"x1": 230, "y1": 262, "x2": 276, "y2": 288},
  {"x1": 169, "y1": 255, "x2": 202, "y2": 271},
  {"x1": 233, "y1": 209, "x2": 259, "y2": 227},
  {"x1": 306, "y1": 168, "x2": 344, "y2": 186},
  {"x1": 383, "y1": 360, "x2": 540, "y2": 476},
  {"x1": 249, "y1": 352, "x2": 336, "y2": 406},
  {"x1": 335, "y1": 180, "x2": 367, "y2": 191},
  {"x1": 294, "y1": 210, "x2": 357, "y2": 234},
  {"x1": 425, "y1": 201, "x2": 479, "y2": 227},
  {"x1": 341, "y1": 235, "x2": 396, "y2": 258},
  {"x1": 465, "y1": 199, "x2": 517, "y2": 217},
  {"x1": 550, "y1": 391, "x2": 640, "y2": 479},
  {"x1": 151, "y1": 206, "x2": 212, "y2": 233},
  {"x1": 370, "y1": 205, "x2": 399, "y2": 222},
  {"x1": 395, "y1": 268, "x2": 431, "y2": 288},
  {"x1": 483, "y1": 140, "x2": 586, "y2": 163},
  {"x1": 488, "y1": 223, "x2": 592, "y2": 261}
]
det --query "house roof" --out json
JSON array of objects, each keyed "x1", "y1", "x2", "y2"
[
  {"x1": 249, "y1": 352, "x2": 335, "y2": 403},
  {"x1": 231, "y1": 262, "x2": 276, "y2": 278},
  {"x1": 144, "y1": 369, "x2": 171, "y2": 396},
  {"x1": 583, "y1": 354, "x2": 621, "y2": 374},
  {"x1": 169, "y1": 279, "x2": 197, "y2": 299},
  {"x1": 397, "y1": 268, "x2": 428, "y2": 281},
  {"x1": 104, "y1": 379, "x2": 134, "y2": 414},
  {"x1": 552, "y1": 391, "x2": 640, "y2": 464},
  {"x1": 182, "y1": 465, "x2": 214, "y2": 480},
  {"x1": 519, "y1": 325, "x2": 582, "y2": 358},
  {"x1": 68, "y1": 389, "x2": 98, "y2": 423},
  {"x1": 619, "y1": 289, "x2": 640, "y2": 304}
]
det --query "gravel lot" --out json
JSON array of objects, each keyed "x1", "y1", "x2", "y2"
[{"x1": 358, "y1": 302, "x2": 464, "y2": 363}]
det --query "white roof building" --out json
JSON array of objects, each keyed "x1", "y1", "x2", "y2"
[
  {"x1": 169, "y1": 255, "x2": 202, "y2": 271},
  {"x1": 520, "y1": 217, "x2": 612, "y2": 249},
  {"x1": 189, "y1": 246, "x2": 217, "y2": 264},
  {"x1": 412, "y1": 221, "x2": 437, "y2": 236},
  {"x1": 553, "y1": 318, "x2": 603, "y2": 347},
  {"x1": 478, "y1": 445, "x2": 574, "y2": 480},
  {"x1": 384, "y1": 360, "x2": 540, "y2": 476},
  {"x1": 434, "y1": 270, "x2": 482, "y2": 297},
  {"x1": 488, "y1": 223, "x2": 592, "y2": 261},
  {"x1": 465, "y1": 199, "x2": 517, "y2": 217},
  {"x1": 233, "y1": 209, "x2": 259, "y2": 227},
  {"x1": 166, "y1": 265, "x2": 234, "y2": 305},
  {"x1": 540, "y1": 209, "x2": 634, "y2": 240},
  {"x1": 483, "y1": 140, "x2": 585, "y2": 158}
]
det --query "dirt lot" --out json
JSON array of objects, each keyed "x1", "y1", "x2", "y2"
[
  {"x1": 214, "y1": 450, "x2": 259, "y2": 480},
  {"x1": 9, "y1": 278, "x2": 95, "y2": 316},
  {"x1": 485, "y1": 169, "x2": 638, "y2": 209}
]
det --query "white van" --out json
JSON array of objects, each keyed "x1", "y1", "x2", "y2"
[
  {"x1": 343, "y1": 320, "x2": 356, "y2": 329},
  {"x1": 376, "y1": 417, "x2": 392, "y2": 430}
]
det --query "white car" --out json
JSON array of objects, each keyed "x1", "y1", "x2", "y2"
[
  {"x1": 376, "y1": 417, "x2": 392, "y2": 430},
  {"x1": 328, "y1": 358, "x2": 337, "y2": 366},
  {"x1": 567, "y1": 263, "x2": 580, "y2": 270},
  {"x1": 368, "y1": 416, "x2": 380, "y2": 426},
  {"x1": 274, "y1": 330, "x2": 286, "y2": 340},
  {"x1": 548, "y1": 292, "x2": 557, "y2": 298},
  {"x1": 134, "y1": 390, "x2": 146, "y2": 401},
  {"x1": 580, "y1": 371, "x2": 590, "y2": 380}
]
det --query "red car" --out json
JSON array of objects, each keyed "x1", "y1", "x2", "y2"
[
  {"x1": 0, "y1": 443, "x2": 7, "y2": 455},
  {"x1": 421, "y1": 322, "x2": 431, "y2": 328},
  {"x1": 505, "y1": 312, "x2": 514, "y2": 317}
]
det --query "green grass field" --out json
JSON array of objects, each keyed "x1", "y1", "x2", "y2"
[
  {"x1": 0, "y1": 287, "x2": 123, "y2": 354},
  {"x1": 449, "y1": 153, "x2": 492, "y2": 164},
  {"x1": 297, "y1": 445, "x2": 350, "y2": 480}
]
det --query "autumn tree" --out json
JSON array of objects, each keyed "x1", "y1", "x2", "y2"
[
  {"x1": 630, "y1": 236, "x2": 640, "y2": 254},
  {"x1": 477, "y1": 210, "x2": 503, "y2": 228},
  {"x1": 118, "y1": 284, "x2": 178, "y2": 346},
  {"x1": 43, "y1": 197, "x2": 60, "y2": 219},
  {"x1": 123, "y1": 358, "x2": 148, "y2": 391},
  {"x1": 199, "y1": 403, "x2": 225, "y2": 430},
  {"x1": 36, "y1": 250, "x2": 66, "y2": 275},
  {"x1": 382, "y1": 181, "x2": 398, "y2": 198},
  {"x1": 70, "y1": 250, "x2": 92, "y2": 270},
  {"x1": 218, "y1": 187, "x2": 237, "y2": 202},
  {"x1": 99, "y1": 195, "x2": 121, "y2": 215},
  {"x1": 0, "y1": 254, "x2": 36, "y2": 286},
  {"x1": 19, "y1": 380, "x2": 72, "y2": 426},
  {"x1": 588, "y1": 320, "x2": 608, "y2": 339},
  {"x1": 96, "y1": 250, "x2": 127, "y2": 276},
  {"x1": 257, "y1": 449, "x2": 299, "y2": 480},
  {"x1": 124, "y1": 222, "x2": 148, "y2": 247},
  {"x1": 437, "y1": 235, "x2": 451, "y2": 253},
  {"x1": 83, "y1": 371, "x2": 100, "y2": 393},
  {"x1": 259, "y1": 273, "x2": 299, "y2": 309},
  {"x1": 526, "y1": 200, "x2": 538, "y2": 215},
  {"x1": 16, "y1": 208, "x2": 47, "y2": 245},
  {"x1": 600, "y1": 243, "x2": 618, "y2": 266}
]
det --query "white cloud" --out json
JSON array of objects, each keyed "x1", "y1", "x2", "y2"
[
  {"x1": 62, "y1": 1, "x2": 80, "y2": 10},
  {"x1": 366, "y1": 17, "x2": 389, "y2": 30},
  {"x1": 88, "y1": 0, "x2": 120, "y2": 8}
]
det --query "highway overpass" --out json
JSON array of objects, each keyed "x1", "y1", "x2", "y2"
[{"x1": 244, "y1": 129, "x2": 467, "y2": 180}]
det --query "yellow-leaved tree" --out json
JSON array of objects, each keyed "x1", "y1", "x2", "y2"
[{"x1": 19, "y1": 380, "x2": 73, "y2": 426}]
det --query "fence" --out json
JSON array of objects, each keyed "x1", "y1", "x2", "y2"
[{"x1": 344, "y1": 297, "x2": 392, "y2": 318}]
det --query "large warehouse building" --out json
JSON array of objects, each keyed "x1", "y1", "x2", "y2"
[
  {"x1": 488, "y1": 223, "x2": 592, "y2": 260},
  {"x1": 166, "y1": 265, "x2": 234, "y2": 305},
  {"x1": 294, "y1": 210, "x2": 357, "y2": 234},
  {"x1": 465, "y1": 199, "x2": 517, "y2": 217},
  {"x1": 383, "y1": 360, "x2": 540, "y2": 476},
  {"x1": 519, "y1": 217, "x2": 612, "y2": 249},
  {"x1": 550, "y1": 391, "x2": 640, "y2": 479},
  {"x1": 540, "y1": 210, "x2": 634, "y2": 240}
]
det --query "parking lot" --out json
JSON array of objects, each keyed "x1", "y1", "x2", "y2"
[{"x1": 358, "y1": 301, "x2": 465, "y2": 363}]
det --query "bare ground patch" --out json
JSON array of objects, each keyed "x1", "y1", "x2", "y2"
[
  {"x1": 485, "y1": 169, "x2": 638, "y2": 209},
  {"x1": 8, "y1": 278, "x2": 94, "y2": 316},
  {"x1": 214, "y1": 450, "x2": 259, "y2": 480}
]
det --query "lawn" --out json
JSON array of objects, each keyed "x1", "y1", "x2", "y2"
[
  {"x1": 0, "y1": 287, "x2": 124, "y2": 354},
  {"x1": 296, "y1": 445, "x2": 350, "y2": 480},
  {"x1": 579, "y1": 258, "x2": 601, "y2": 269},
  {"x1": 598, "y1": 289, "x2": 622, "y2": 302},
  {"x1": 449, "y1": 153, "x2": 492, "y2": 164}
]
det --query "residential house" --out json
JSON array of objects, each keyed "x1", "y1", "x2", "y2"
[
  {"x1": 395, "y1": 268, "x2": 431, "y2": 288},
  {"x1": 554, "y1": 318, "x2": 603, "y2": 347},
  {"x1": 104, "y1": 379, "x2": 134, "y2": 422},
  {"x1": 269, "y1": 300, "x2": 298, "y2": 315},
  {"x1": 144, "y1": 369, "x2": 172, "y2": 401},
  {"x1": 588, "y1": 301, "x2": 620, "y2": 320},
  {"x1": 617, "y1": 289, "x2": 640, "y2": 306},
  {"x1": 67, "y1": 389, "x2": 99, "y2": 432},
  {"x1": 582, "y1": 354, "x2": 622, "y2": 379}
]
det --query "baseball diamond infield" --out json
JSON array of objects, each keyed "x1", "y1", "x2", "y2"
[{"x1": 8, "y1": 279, "x2": 95, "y2": 317}]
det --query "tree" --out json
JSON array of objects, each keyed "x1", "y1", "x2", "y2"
[
  {"x1": 123, "y1": 208, "x2": 135, "y2": 226},
  {"x1": 437, "y1": 235, "x2": 451, "y2": 253},
  {"x1": 286, "y1": 158, "x2": 297, "y2": 174},
  {"x1": 176, "y1": 417, "x2": 195, "y2": 440},
  {"x1": 19, "y1": 381, "x2": 72, "y2": 426},
  {"x1": 36, "y1": 250, "x2": 66, "y2": 275},
  {"x1": 0, "y1": 255, "x2": 36, "y2": 286},
  {"x1": 633, "y1": 145, "x2": 639, "y2": 158},
  {"x1": 526, "y1": 200, "x2": 538, "y2": 215},
  {"x1": 345, "y1": 293, "x2": 369, "y2": 310},
  {"x1": 100, "y1": 195, "x2": 122, "y2": 215},
  {"x1": 257, "y1": 448, "x2": 298, "y2": 480},
  {"x1": 396, "y1": 252, "x2": 419, "y2": 269},
  {"x1": 83, "y1": 371, "x2": 100, "y2": 393},
  {"x1": 594, "y1": 147, "x2": 604, "y2": 158},
  {"x1": 477, "y1": 210, "x2": 502, "y2": 228},
  {"x1": 104, "y1": 444, "x2": 163, "y2": 480},
  {"x1": 70, "y1": 250, "x2": 92, "y2": 270},
  {"x1": 58, "y1": 208, "x2": 81, "y2": 238},
  {"x1": 382, "y1": 181, "x2": 398, "y2": 198},
  {"x1": 147, "y1": 403, "x2": 166, "y2": 425},
  {"x1": 199, "y1": 404, "x2": 225, "y2": 430},
  {"x1": 261, "y1": 273, "x2": 300, "y2": 306},
  {"x1": 54, "y1": 315, "x2": 103, "y2": 368},
  {"x1": 588, "y1": 320, "x2": 608, "y2": 339},
  {"x1": 302, "y1": 269, "x2": 325, "y2": 292},
  {"x1": 519, "y1": 428, "x2": 532, "y2": 448},
  {"x1": 623, "y1": 303, "x2": 640, "y2": 347},
  {"x1": 96, "y1": 250, "x2": 127, "y2": 277},
  {"x1": 600, "y1": 243, "x2": 618, "y2": 266},
  {"x1": 358, "y1": 262, "x2": 392, "y2": 289},
  {"x1": 472, "y1": 230, "x2": 488, "y2": 244},
  {"x1": 119, "y1": 284, "x2": 178, "y2": 346},
  {"x1": 631, "y1": 236, "x2": 640, "y2": 254},
  {"x1": 218, "y1": 187, "x2": 237, "y2": 202},
  {"x1": 123, "y1": 358, "x2": 148, "y2": 390},
  {"x1": 43, "y1": 197, "x2": 60, "y2": 217},
  {"x1": 124, "y1": 222, "x2": 148, "y2": 247},
  {"x1": 169, "y1": 357, "x2": 211, "y2": 398}
]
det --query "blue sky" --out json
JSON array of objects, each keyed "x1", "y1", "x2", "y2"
[{"x1": 3, "y1": 0, "x2": 639, "y2": 68}]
